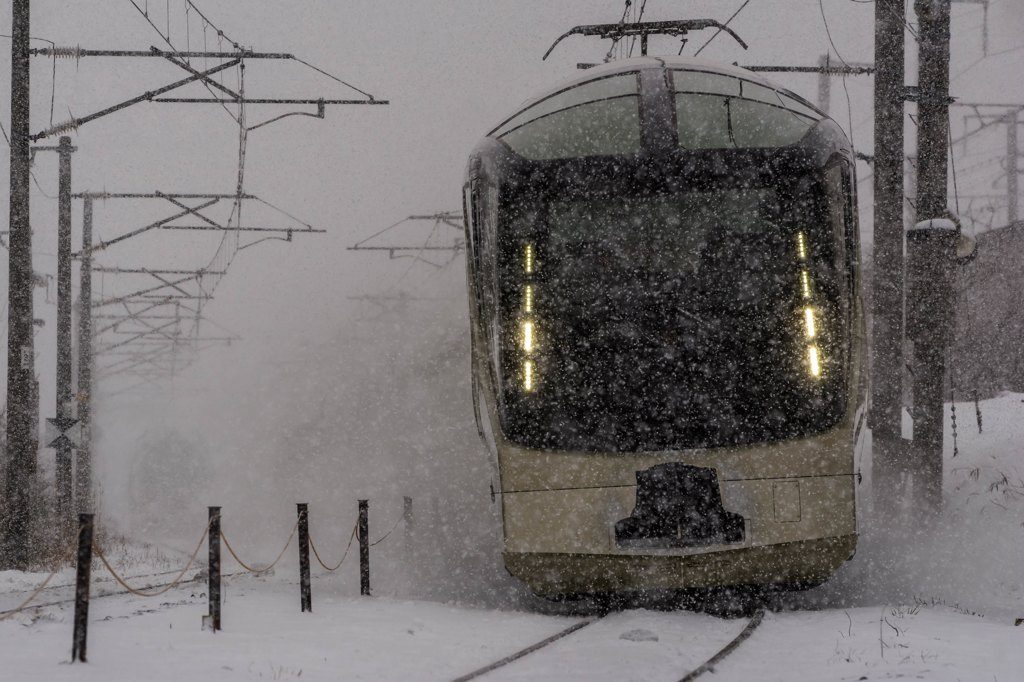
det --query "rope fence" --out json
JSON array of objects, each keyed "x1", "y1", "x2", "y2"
[
  {"x1": 368, "y1": 513, "x2": 404, "y2": 547},
  {"x1": 0, "y1": 568, "x2": 61, "y2": 621},
  {"x1": 0, "y1": 525, "x2": 84, "y2": 621},
  {"x1": 1, "y1": 498, "x2": 414, "y2": 664},
  {"x1": 221, "y1": 521, "x2": 297, "y2": 575},
  {"x1": 310, "y1": 522, "x2": 357, "y2": 572},
  {"x1": 92, "y1": 521, "x2": 209, "y2": 598}
]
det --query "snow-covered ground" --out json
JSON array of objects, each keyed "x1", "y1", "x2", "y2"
[{"x1": 3, "y1": 393, "x2": 1024, "y2": 680}]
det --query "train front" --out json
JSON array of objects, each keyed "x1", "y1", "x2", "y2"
[{"x1": 464, "y1": 58, "x2": 865, "y2": 596}]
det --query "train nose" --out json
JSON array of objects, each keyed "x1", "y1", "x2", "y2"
[{"x1": 614, "y1": 463, "x2": 745, "y2": 548}]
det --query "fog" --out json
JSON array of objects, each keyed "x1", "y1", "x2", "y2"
[{"x1": 2, "y1": 1, "x2": 1023, "y2": 609}]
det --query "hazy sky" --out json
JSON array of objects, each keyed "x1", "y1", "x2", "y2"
[{"x1": 1, "y1": 1, "x2": 1022, "y2": 470}]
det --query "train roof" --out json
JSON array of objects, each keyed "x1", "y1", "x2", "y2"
[{"x1": 493, "y1": 56, "x2": 828, "y2": 136}]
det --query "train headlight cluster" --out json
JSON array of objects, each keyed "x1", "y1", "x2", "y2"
[
  {"x1": 797, "y1": 231, "x2": 822, "y2": 379},
  {"x1": 522, "y1": 243, "x2": 538, "y2": 392}
]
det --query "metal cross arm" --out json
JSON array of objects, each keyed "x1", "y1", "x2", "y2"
[
  {"x1": 91, "y1": 275, "x2": 204, "y2": 308},
  {"x1": 543, "y1": 19, "x2": 748, "y2": 60},
  {"x1": 741, "y1": 64, "x2": 875, "y2": 75},
  {"x1": 161, "y1": 225, "x2": 326, "y2": 233},
  {"x1": 157, "y1": 192, "x2": 230, "y2": 229},
  {"x1": 95, "y1": 320, "x2": 179, "y2": 354},
  {"x1": 30, "y1": 47, "x2": 293, "y2": 59},
  {"x1": 152, "y1": 97, "x2": 388, "y2": 105},
  {"x1": 31, "y1": 58, "x2": 241, "y2": 140},
  {"x1": 408, "y1": 213, "x2": 465, "y2": 230},
  {"x1": 158, "y1": 49, "x2": 241, "y2": 102},
  {"x1": 74, "y1": 198, "x2": 221, "y2": 256}
]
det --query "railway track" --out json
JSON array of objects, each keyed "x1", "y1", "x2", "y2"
[
  {"x1": 0, "y1": 568, "x2": 247, "y2": 618},
  {"x1": 449, "y1": 608, "x2": 765, "y2": 682}
]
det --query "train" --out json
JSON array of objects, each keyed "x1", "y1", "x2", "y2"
[{"x1": 463, "y1": 54, "x2": 866, "y2": 597}]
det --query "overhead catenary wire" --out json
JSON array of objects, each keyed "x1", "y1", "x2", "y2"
[
  {"x1": 692, "y1": 0, "x2": 752, "y2": 57},
  {"x1": 818, "y1": 0, "x2": 856, "y2": 147}
]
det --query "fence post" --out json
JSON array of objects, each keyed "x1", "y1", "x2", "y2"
[
  {"x1": 71, "y1": 513, "x2": 94, "y2": 662},
  {"x1": 403, "y1": 496, "x2": 414, "y2": 566},
  {"x1": 358, "y1": 499, "x2": 370, "y2": 596},
  {"x1": 206, "y1": 506, "x2": 221, "y2": 632},
  {"x1": 297, "y1": 503, "x2": 311, "y2": 612}
]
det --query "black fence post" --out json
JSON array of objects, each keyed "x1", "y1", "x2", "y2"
[
  {"x1": 358, "y1": 499, "x2": 370, "y2": 596},
  {"x1": 297, "y1": 503, "x2": 311, "y2": 612},
  {"x1": 207, "y1": 506, "x2": 221, "y2": 632},
  {"x1": 403, "y1": 496, "x2": 413, "y2": 566},
  {"x1": 71, "y1": 513, "x2": 94, "y2": 662}
]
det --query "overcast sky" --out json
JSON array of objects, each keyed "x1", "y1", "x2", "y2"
[{"x1": 1, "y1": 1, "x2": 1022, "y2": 479}]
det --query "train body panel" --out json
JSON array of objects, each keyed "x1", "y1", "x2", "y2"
[{"x1": 464, "y1": 56, "x2": 866, "y2": 596}]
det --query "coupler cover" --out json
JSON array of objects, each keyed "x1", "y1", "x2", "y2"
[{"x1": 615, "y1": 463, "x2": 745, "y2": 548}]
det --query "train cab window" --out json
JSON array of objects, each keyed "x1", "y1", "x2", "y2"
[
  {"x1": 494, "y1": 168, "x2": 849, "y2": 452},
  {"x1": 671, "y1": 70, "x2": 821, "y2": 150},
  {"x1": 490, "y1": 73, "x2": 641, "y2": 160}
]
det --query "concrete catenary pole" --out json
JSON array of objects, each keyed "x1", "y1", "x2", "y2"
[
  {"x1": 870, "y1": 0, "x2": 908, "y2": 509},
  {"x1": 55, "y1": 136, "x2": 76, "y2": 521},
  {"x1": 912, "y1": 0, "x2": 953, "y2": 512},
  {"x1": 2, "y1": 0, "x2": 36, "y2": 569},
  {"x1": 76, "y1": 197, "x2": 94, "y2": 512},
  {"x1": 1008, "y1": 109, "x2": 1018, "y2": 224}
]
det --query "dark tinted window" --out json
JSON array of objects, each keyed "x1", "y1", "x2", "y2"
[
  {"x1": 492, "y1": 74, "x2": 641, "y2": 160},
  {"x1": 495, "y1": 173, "x2": 848, "y2": 452},
  {"x1": 672, "y1": 70, "x2": 821, "y2": 149}
]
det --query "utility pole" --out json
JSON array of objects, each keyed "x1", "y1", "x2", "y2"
[
  {"x1": 1008, "y1": 110, "x2": 1018, "y2": 223},
  {"x1": 2, "y1": 0, "x2": 36, "y2": 569},
  {"x1": 54, "y1": 136, "x2": 76, "y2": 521},
  {"x1": 912, "y1": 0, "x2": 953, "y2": 512},
  {"x1": 76, "y1": 197, "x2": 94, "y2": 513},
  {"x1": 871, "y1": 0, "x2": 908, "y2": 511},
  {"x1": 818, "y1": 55, "x2": 831, "y2": 114}
]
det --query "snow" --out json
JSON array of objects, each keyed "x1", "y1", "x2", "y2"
[{"x1": 4, "y1": 393, "x2": 1024, "y2": 681}]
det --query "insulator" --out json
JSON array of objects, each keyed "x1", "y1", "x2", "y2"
[
  {"x1": 50, "y1": 45, "x2": 83, "y2": 59},
  {"x1": 42, "y1": 118, "x2": 81, "y2": 137}
]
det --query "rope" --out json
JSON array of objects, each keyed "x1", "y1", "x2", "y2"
[
  {"x1": 310, "y1": 523, "x2": 357, "y2": 572},
  {"x1": 368, "y1": 513, "x2": 404, "y2": 547},
  {"x1": 0, "y1": 569, "x2": 60, "y2": 621},
  {"x1": 92, "y1": 522, "x2": 208, "y2": 598},
  {"x1": 220, "y1": 522, "x2": 296, "y2": 574}
]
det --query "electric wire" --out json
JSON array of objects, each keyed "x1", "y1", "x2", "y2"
[
  {"x1": 627, "y1": 0, "x2": 647, "y2": 58},
  {"x1": 693, "y1": 0, "x2": 752, "y2": 57},
  {"x1": 818, "y1": 0, "x2": 856, "y2": 147}
]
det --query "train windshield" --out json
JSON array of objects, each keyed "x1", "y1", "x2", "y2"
[{"x1": 496, "y1": 169, "x2": 850, "y2": 452}]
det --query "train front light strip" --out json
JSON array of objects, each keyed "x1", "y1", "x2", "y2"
[
  {"x1": 808, "y1": 345, "x2": 821, "y2": 377},
  {"x1": 797, "y1": 232, "x2": 821, "y2": 379},
  {"x1": 803, "y1": 307, "x2": 816, "y2": 340},
  {"x1": 522, "y1": 321, "x2": 535, "y2": 353},
  {"x1": 523, "y1": 244, "x2": 537, "y2": 392}
]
